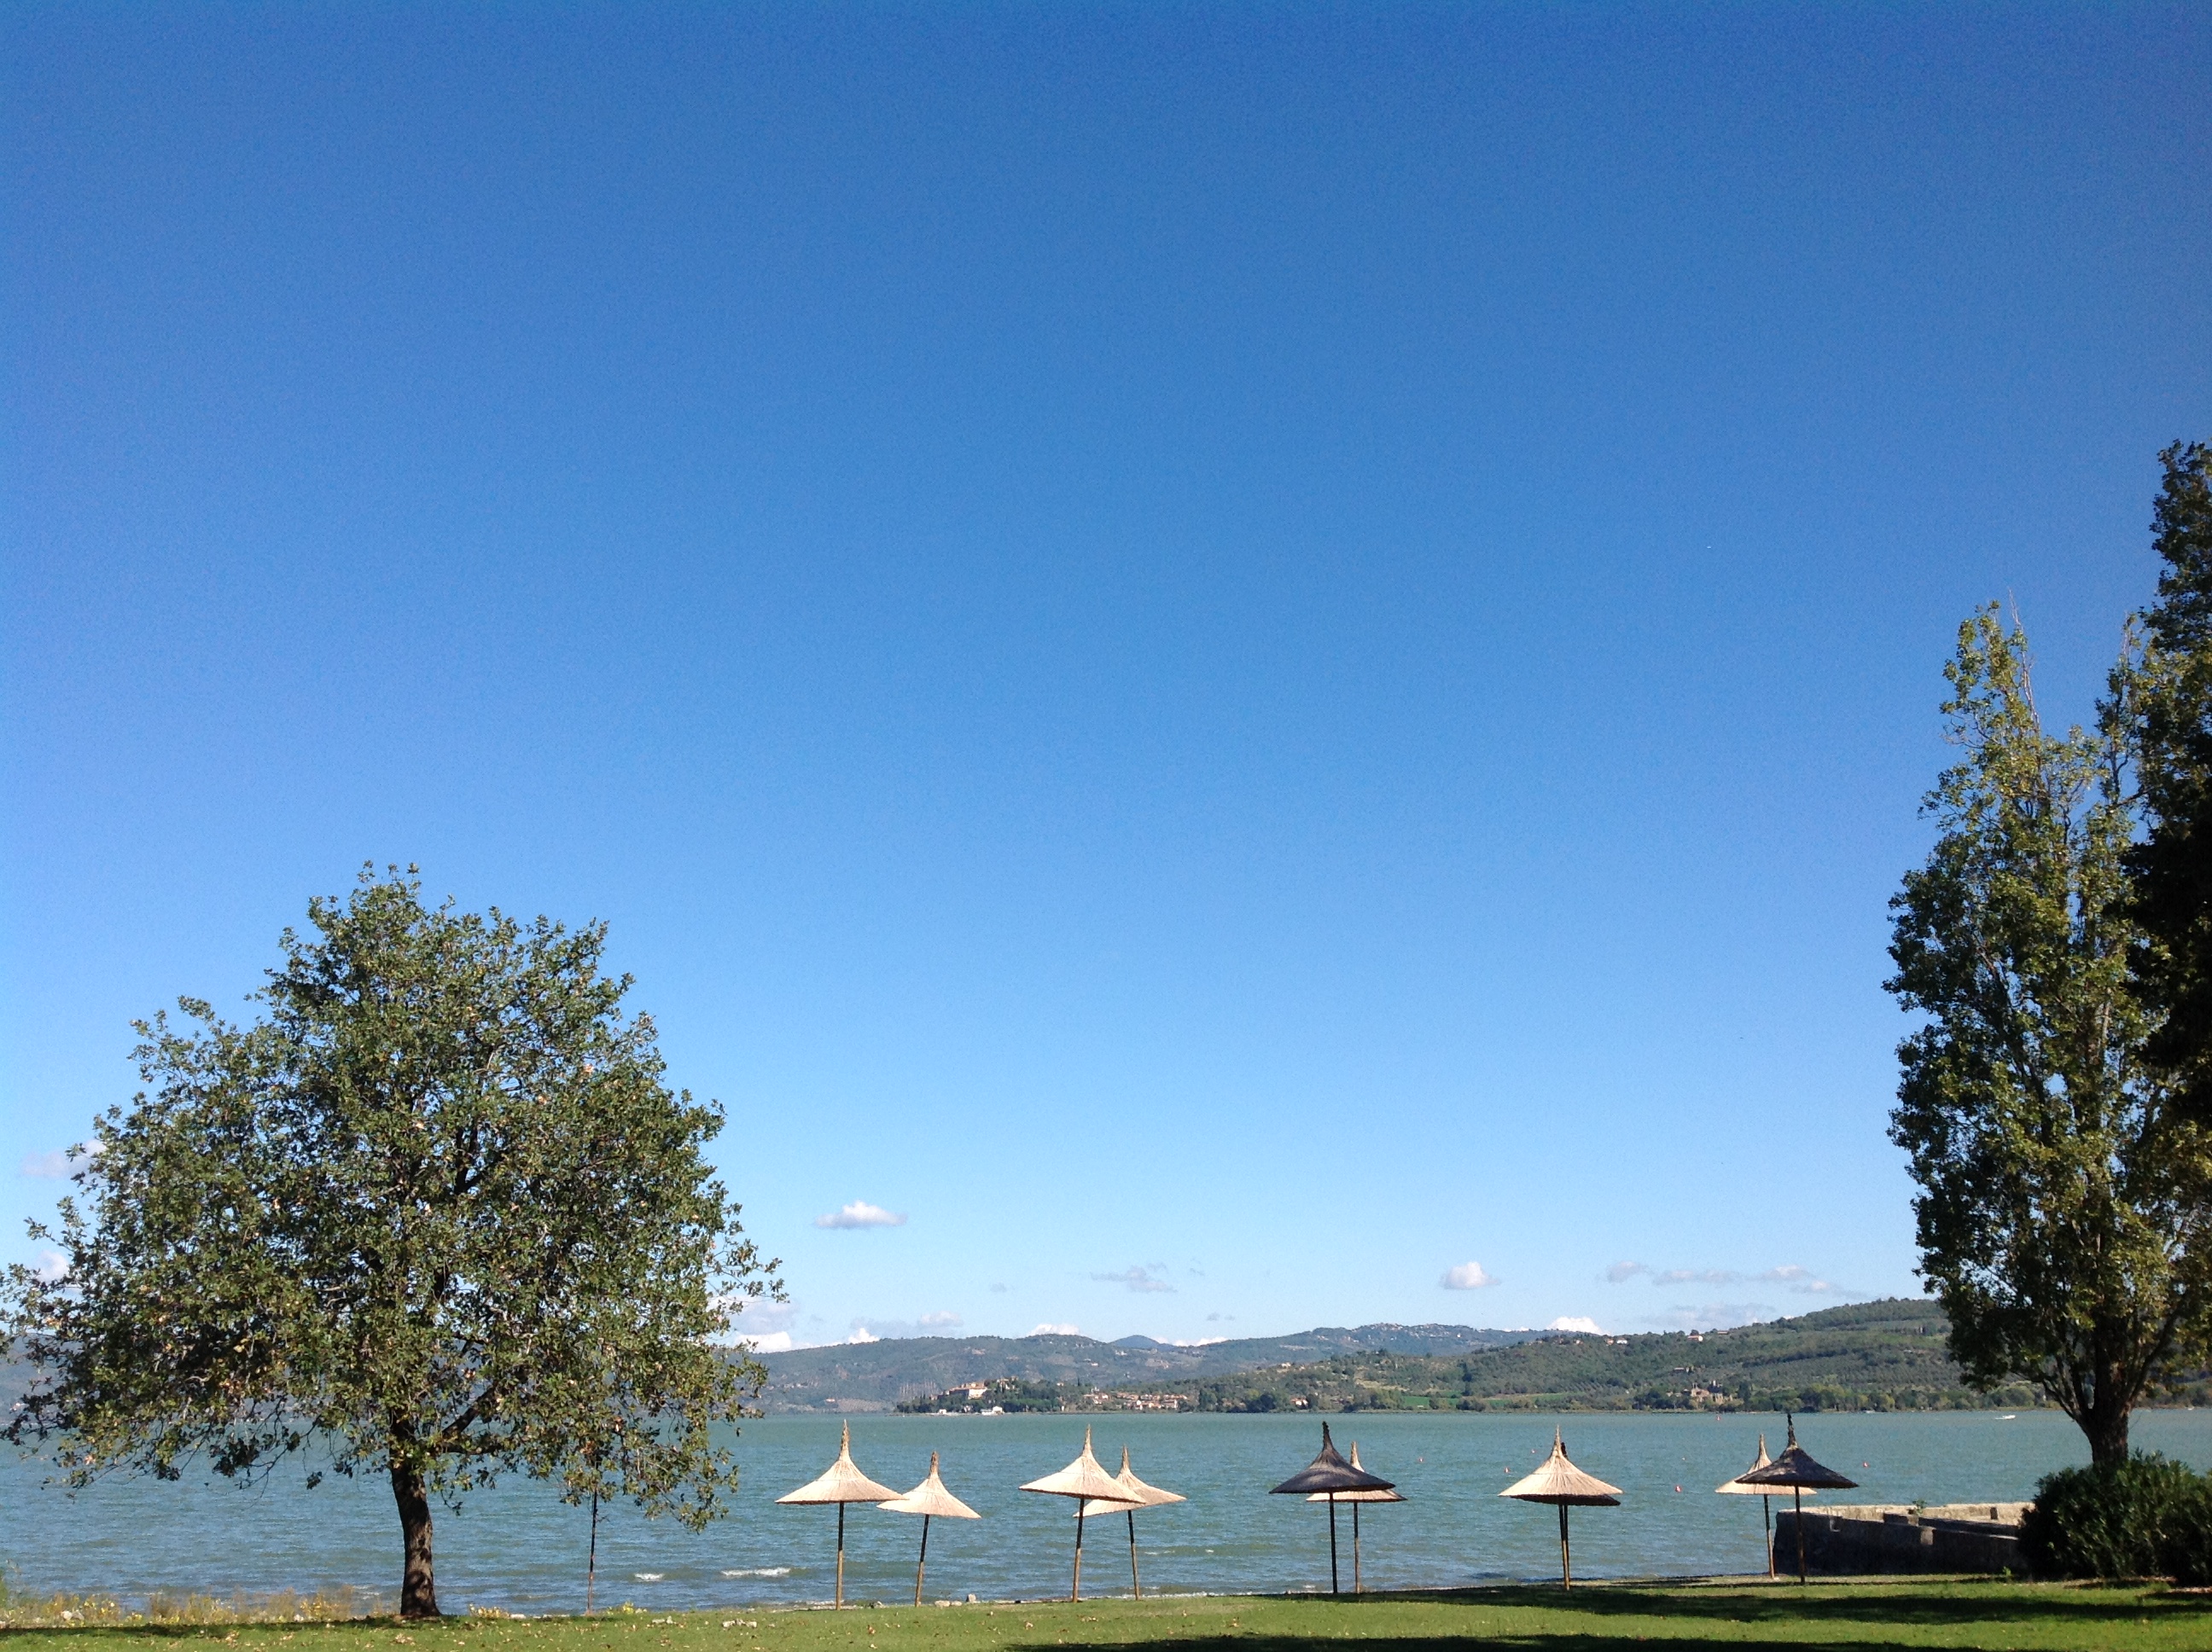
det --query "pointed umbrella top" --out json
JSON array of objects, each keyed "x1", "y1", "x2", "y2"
[
  {"x1": 881, "y1": 1451, "x2": 982, "y2": 1520},
  {"x1": 1735, "y1": 1416, "x2": 1859, "y2": 1492},
  {"x1": 1083, "y1": 1446, "x2": 1186, "y2": 1516},
  {"x1": 1271, "y1": 1422, "x2": 1397, "y2": 1496},
  {"x1": 1717, "y1": 1434, "x2": 1821, "y2": 1498},
  {"x1": 1022, "y1": 1426, "x2": 1140, "y2": 1504},
  {"x1": 1309, "y1": 1442, "x2": 1406, "y2": 1504},
  {"x1": 1500, "y1": 1430, "x2": 1622, "y2": 1507},
  {"x1": 1111, "y1": 1446, "x2": 1187, "y2": 1507},
  {"x1": 776, "y1": 1421, "x2": 903, "y2": 1505}
]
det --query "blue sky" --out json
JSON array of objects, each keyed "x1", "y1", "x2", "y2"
[{"x1": 4, "y1": 3, "x2": 2207, "y2": 1351}]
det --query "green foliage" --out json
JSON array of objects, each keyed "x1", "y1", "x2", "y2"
[
  {"x1": 2131, "y1": 441, "x2": 2212, "y2": 1125},
  {"x1": 1886, "y1": 606, "x2": 2212, "y2": 1463},
  {"x1": 2019, "y1": 1453, "x2": 2211, "y2": 1581},
  {"x1": 3, "y1": 869, "x2": 781, "y2": 1617}
]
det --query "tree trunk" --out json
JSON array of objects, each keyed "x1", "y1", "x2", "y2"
[
  {"x1": 2082, "y1": 1391, "x2": 2133, "y2": 1469},
  {"x1": 392, "y1": 1462, "x2": 440, "y2": 1619}
]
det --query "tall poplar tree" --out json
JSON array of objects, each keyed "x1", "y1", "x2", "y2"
[
  {"x1": 1887, "y1": 608, "x2": 2212, "y2": 1465},
  {"x1": 2130, "y1": 441, "x2": 2212, "y2": 1120},
  {"x1": 5, "y1": 870, "x2": 782, "y2": 1618}
]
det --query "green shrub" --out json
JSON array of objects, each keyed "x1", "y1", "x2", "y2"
[
  {"x1": 2164, "y1": 1475, "x2": 2212, "y2": 1587},
  {"x1": 2022, "y1": 1453, "x2": 2206, "y2": 1579}
]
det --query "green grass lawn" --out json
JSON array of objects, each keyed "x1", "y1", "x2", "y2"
[{"x1": 5, "y1": 1584, "x2": 2209, "y2": 1652}]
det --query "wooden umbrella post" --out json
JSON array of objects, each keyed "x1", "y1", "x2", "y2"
[
  {"x1": 1072, "y1": 1503, "x2": 1086, "y2": 1602},
  {"x1": 1353, "y1": 1501, "x2": 1361, "y2": 1595},
  {"x1": 1126, "y1": 1508, "x2": 1141, "y2": 1598},
  {"x1": 1328, "y1": 1494, "x2": 1340, "y2": 1596},
  {"x1": 1764, "y1": 1495, "x2": 1775, "y2": 1579},
  {"x1": 835, "y1": 1502, "x2": 847, "y2": 1609},
  {"x1": 1793, "y1": 1486, "x2": 1806, "y2": 1584},
  {"x1": 913, "y1": 1513, "x2": 930, "y2": 1607},
  {"x1": 1558, "y1": 1504, "x2": 1571, "y2": 1590}
]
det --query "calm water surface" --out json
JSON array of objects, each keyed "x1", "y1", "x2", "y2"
[{"x1": 6, "y1": 1410, "x2": 2211, "y2": 1612}]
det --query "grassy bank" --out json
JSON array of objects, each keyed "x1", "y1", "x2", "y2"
[{"x1": 5, "y1": 1583, "x2": 2209, "y2": 1652}]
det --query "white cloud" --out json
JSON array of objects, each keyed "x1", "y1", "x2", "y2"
[
  {"x1": 1159, "y1": 1336, "x2": 1225, "y2": 1347},
  {"x1": 20, "y1": 1142, "x2": 100, "y2": 1180},
  {"x1": 815, "y1": 1201, "x2": 907, "y2": 1230},
  {"x1": 1206, "y1": 1312, "x2": 1236, "y2": 1323},
  {"x1": 918, "y1": 1311, "x2": 962, "y2": 1327},
  {"x1": 1547, "y1": 1316, "x2": 1604, "y2": 1335},
  {"x1": 845, "y1": 1324, "x2": 881, "y2": 1344},
  {"x1": 1608, "y1": 1260, "x2": 1845, "y2": 1296},
  {"x1": 1031, "y1": 1322, "x2": 1080, "y2": 1336},
  {"x1": 1761, "y1": 1265, "x2": 1841, "y2": 1294},
  {"x1": 32, "y1": 1249, "x2": 69, "y2": 1283},
  {"x1": 1092, "y1": 1266, "x2": 1174, "y2": 1294},
  {"x1": 745, "y1": 1331, "x2": 796, "y2": 1354},
  {"x1": 740, "y1": 1299, "x2": 800, "y2": 1332},
  {"x1": 1441, "y1": 1261, "x2": 1499, "y2": 1290},
  {"x1": 1643, "y1": 1302, "x2": 1777, "y2": 1330}
]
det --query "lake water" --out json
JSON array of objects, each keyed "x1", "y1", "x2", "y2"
[{"x1": 6, "y1": 1409, "x2": 2211, "y2": 1614}]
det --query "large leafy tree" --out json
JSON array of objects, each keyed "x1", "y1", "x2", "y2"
[
  {"x1": 1887, "y1": 608, "x2": 2212, "y2": 1465},
  {"x1": 2130, "y1": 441, "x2": 2212, "y2": 1121},
  {"x1": 5, "y1": 870, "x2": 782, "y2": 1617}
]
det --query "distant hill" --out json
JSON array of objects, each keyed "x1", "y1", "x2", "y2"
[
  {"x1": 1134, "y1": 1299, "x2": 2048, "y2": 1415},
  {"x1": 771, "y1": 1300, "x2": 2186, "y2": 1416},
  {"x1": 753, "y1": 1322, "x2": 1548, "y2": 1412}
]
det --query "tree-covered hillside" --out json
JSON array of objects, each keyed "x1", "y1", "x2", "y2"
[
  {"x1": 756, "y1": 1322, "x2": 1542, "y2": 1411},
  {"x1": 1160, "y1": 1300, "x2": 2046, "y2": 1414},
  {"x1": 891, "y1": 1300, "x2": 2197, "y2": 1416}
]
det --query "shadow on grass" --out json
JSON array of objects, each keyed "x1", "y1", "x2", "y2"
[
  {"x1": 1001, "y1": 1583, "x2": 2208, "y2": 1651},
  {"x1": 1384, "y1": 1579, "x2": 2209, "y2": 1629},
  {"x1": 1, "y1": 1619, "x2": 413, "y2": 1643},
  {"x1": 1022, "y1": 1641, "x2": 2114, "y2": 1652}
]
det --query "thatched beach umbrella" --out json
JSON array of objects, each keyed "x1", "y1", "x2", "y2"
[
  {"x1": 1021, "y1": 1426, "x2": 1139, "y2": 1602},
  {"x1": 1307, "y1": 1442, "x2": 1404, "y2": 1595},
  {"x1": 1078, "y1": 1446, "x2": 1185, "y2": 1598},
  {"x1": 1735, "y1": 1413, "x2": 1858, "y2": 1583},
  {"x1": 1715, "y1": 1434, "x2": 1817, "y2": 1579},
  {"x1": 881, "y1": 1451, "x2": 981, "y2": 1606},
  {"x1": 1499, "y1": 1429, "x2": 1621, "y2": 1590},
  {"x1": 1270, "y1": 1422, "x2": 1396, "y2": 1596},
  {"x1": 775, "y1": 1422, "x2": 901, "y2": 1608}
]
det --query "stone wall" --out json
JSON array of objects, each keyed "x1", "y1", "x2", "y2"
[{"x1": 1773, "y1": 1503, "x2": 2027, "y2": 1576}]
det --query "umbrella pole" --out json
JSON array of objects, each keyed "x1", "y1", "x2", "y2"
[
  {"x1": 1793, "y1": 1486, "x2": 1806, "y2": 1584},
  {"x1": 1559, "y1": 1504, "x2": 1571, "y2": 1590},
  {"x1": 1763, "y1": 1494, "x2": 1775, "y2": 1579},
  {"x1": 1127, "y1": 1508, "x2": 1141, "y2": 1599},
  {"x1": 1072, "y1": 1503, "x2": 1086, "y2": 1603},
  {"x1": 1328, "y1": 1494, "x2": 1340, "y2": 1597},
  {"x1": 914, "y1": 1513, "x2": 929, "y2": 1608},
  {"x1": 836, "y1": 1502, "x2": 846, "y2": 1609},
  {"x1": 1353, "y1": 1501, "x2": 1362, "y2": 1596},
  {"x1": 585, "y1": 1486, "x2": 600, "y2": 1614}
]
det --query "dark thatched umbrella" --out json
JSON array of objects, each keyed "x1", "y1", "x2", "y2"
[
  {"x1": 1716, "y1": 1434, "x2": 1818, "y2": 1579},
  {"x1": 1500, "y1": 1429, "x2": 1621, "y2": 1589},
  {"x1": 1307, "y1": 1442, "x2": 1405, "y2": 1594},
  {"x1": 1270, "y1": 1422, "x2": 1396, "y2": 1596},
  {"x1": 1735, "y1": 1414, "x2": 1859, "y2": 1583}
]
